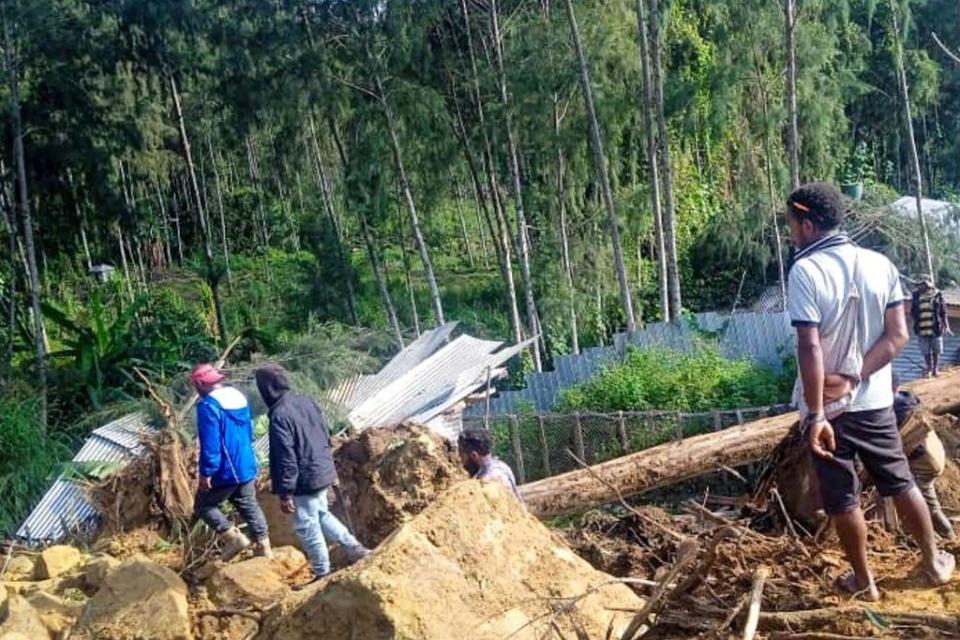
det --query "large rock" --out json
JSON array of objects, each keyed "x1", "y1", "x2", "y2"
[
  {"x1": 82, "y1": 554, "x2": 121, "y2": 591},
  {"x1": 0, "y1": 593, "x2": 51, "y2": 640},
  {"x1": 73, "y1": 556, "x2": 191, "y2": 640},
  {"x1": 207, "y1": 555, "x2": 293, "y2": 607},
  {"x1": 263, "y1": 481, "x2": 643, "y2": 640},
  {"x1": 37, "y1": 546, "x2": 83, "y2": 579},
  {"x1": 26, "y1": 590, "x2": 82, "y2": 636},
  {"x1": 2, "y1": 556, "x2": 35, "y2": 582}
]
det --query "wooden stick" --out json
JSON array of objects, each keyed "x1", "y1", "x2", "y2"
[
  {"x1": 177, "y1": 335, "x2": 242, "y2": 422},
  {"x1": 566, "y1": 448, "x2": 685, "y2": 541},
  {"x1": 742, "y1": 566, "x2": 770, "y2": 640},
  {"x1": 620, "y1": 538, "x2": 700, "y2": 640}
]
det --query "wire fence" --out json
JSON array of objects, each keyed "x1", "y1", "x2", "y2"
[{"x1": 463, "y1": 404, "x2": 791, "y2": 484}]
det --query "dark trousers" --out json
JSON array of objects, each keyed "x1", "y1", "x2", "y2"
[{"x1": 194, "y1": 479, "x2": 269, "y2": 541}]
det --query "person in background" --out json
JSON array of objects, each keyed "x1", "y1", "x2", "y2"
[
  {"x1": 457, "y1": 429, "x2": 523, "y2": 503},
  {"x1": 254, "y1": 364, "x2": 369, "y2": 588},
  {"x1": 190, "y1": 363, "x2": 272, "y2": 560},
  {"x1": 893, "y1": 375, "x2": 955, "y2": 539},
  {"x1": 911, "y1": 275, "x2": 952, "y2": 378},
  {"x1": 785, "y1": 182, "x2": 953, "y2": 601}
]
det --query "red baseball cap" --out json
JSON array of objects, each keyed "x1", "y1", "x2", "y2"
[{"x1": 189, "y1": 363, "x2": 225, "y2": 386}]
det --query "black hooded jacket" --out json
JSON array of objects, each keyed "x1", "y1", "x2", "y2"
[{"x1": 254, "y1": 365, "x2": 338, "y2": 496}]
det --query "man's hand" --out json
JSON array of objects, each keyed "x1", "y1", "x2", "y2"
[
  {"x1": 945, "y1": 327, "x2": 954, "y2": 337},
  {"x1": 280, "y1": 495, "x2": 296, "y2": 514},
  {"x1": 198, "y1": 475, "x2": 212, "y2": 492},
  {"x1": 808, "y1": 419, "x2": 836, "y2": 460}
]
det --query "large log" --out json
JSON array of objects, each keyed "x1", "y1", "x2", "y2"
[{"x1": 520, "y1": 369, "x2": 960, "y2": 518}]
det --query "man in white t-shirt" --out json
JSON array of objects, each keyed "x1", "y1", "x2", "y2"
[{"x1": 786, "y1": 182, "x2": 953, "y2": 601}]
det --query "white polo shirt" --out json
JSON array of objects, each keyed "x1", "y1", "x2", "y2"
[{"x1": 788, "y1": 236, "x2": 906, "y2": 412}]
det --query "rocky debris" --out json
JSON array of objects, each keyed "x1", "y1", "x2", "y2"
[
  {"x1": 26, "y1": 590, "x2": 83, "y2": 637},
  {"x1": 207, "y1": 556, "x2": 291, "y2": 608},
  {"x1": 82, "y1": 553, "x2": 121, "y2": 591},
  {"x1": 262, "y1": 480, "x2": 642, "y2": 640},
  {"x1": 333, "y1": 424, "x2": 466, "y2": 546},
  {"x1": 37, "y1": 545, "x2": 83, "y2": 580},
  {"x1": 0, "y1": 593, "x2": 51, "y2": 640},
  {"x1": 73, "y1": 555, "x2": 191, "y2": 640},
  {"x1": 1, "y1": 556, "x2": 35, "y2": 582}
]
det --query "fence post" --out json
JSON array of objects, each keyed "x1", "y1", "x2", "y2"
[
  {"x1": 674, "y1": 411, "x2": 683, "y2": 441},
  {"x1": 712, "y1": 410, "x2": 722, "y2": 432},
  {"x1": 573, "y1": 412, "x2": 586, "y2": 462},
  {"x1": 510, "y1": 415, "x2": 525, "y2": 484},
  {"x1": 617, "y1": 411, "x2": 629, "y2": 454},
  {"x1": 736, "y1": 409, "x2": 745, "y2": 425},
  {"x1": 537, "y1": 415, "x2": 551, "y2": 477}
]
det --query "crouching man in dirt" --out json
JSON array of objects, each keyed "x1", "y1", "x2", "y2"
[
  {"x1": 458, "y1": 429, "x2": 523, "y2": 503},
  {"x1": 255, "y1": 364, "x2": 370, "y2": 588},
  {"x1": 190, "y1": 363, "x2": 273, "y2": 560},
  {"x1": 786, "y1": 182, "x2": 954, "y2": 601},
  {"x1": 893, "y1": 377, "x2": 955, "y2": 539}
]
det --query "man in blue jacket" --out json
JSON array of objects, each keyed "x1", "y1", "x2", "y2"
[
  {"x1": 255, "y1": 364, "x2": 369, "y2": 587},
  {"x1": 191, "y1": 363, "x2": 272, "y2": 560}
]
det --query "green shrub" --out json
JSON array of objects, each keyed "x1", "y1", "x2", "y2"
[{"x1": 557, "y1": 343, "x2": 790, "y2": 413}]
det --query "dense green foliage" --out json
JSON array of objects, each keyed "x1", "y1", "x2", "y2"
[
  {"x1": 557, "y1": 344, "x2": 791, "y2": 412},
  {"x1": 4, "y1": 0, "x2": 960, "y2": 532}
]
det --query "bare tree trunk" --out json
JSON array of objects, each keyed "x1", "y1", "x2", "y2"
[
  {"x1": 648, "y1": 0, "x2": 681, "y2": 321},
  {"x1": 116, "y1": 223, "x2": 134, "y2": 300},
  {"x1": 452, "y1": 175, "x2": 476, "y2": 269},
  {"x1": 155, "y1": 181, "x2": 176, "y2": 265},
  {"x1": 457, "y1": 0, "x2": 524, "y2": 346},
  {"x1": 4, "y1": 10, "x2": 46, "y2": 429},
  {"x1": 308, "y1": 115, "x2": 359, "y2": 324},
  {"x1": 889, "y1": 0, "x2": 935, "y2": 279},
  {"x1": 784, "y1": 0, "x2": 800, "y2": 191},
  {"x1": 489, "y1": 0, "x2": 543, "y2": 369},
  {"x1": 563, "y1": 0, "x2": 636, "y2": 333},
  {"x1": 374, "y1": 74, "x2": 445, "y2": 327},
  {"x1": 636, "y1": 0, "x2": 668, "y2": 320},
  {"x1": 360, "y1": 208, "x2": 404, "y2": 348},
  {"x1": 171, "y1": 76, "x2": 229, "y2": 346},
  {"x1": 471, "y1": 175, "x2": 491, "y2": 268},
  {"x1": 396, "y1": 202, "x2": 422, "y2": 337},
  {"x1": 755, "y1": 54, "x2": 788, "y2": 312},
  {"x1": 206, "y1": 137, "x2": 232, "y2": 287},
  {"x1": 1, "y1": 175, "x2": 16, "y2": 382},
  {"x1": 554, "y1": 100, "x2": 580, "y2": 354}
]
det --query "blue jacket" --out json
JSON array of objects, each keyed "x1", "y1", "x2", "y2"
[{"x1": 196, "y1": 386, "x2": 259, "y2": 487}]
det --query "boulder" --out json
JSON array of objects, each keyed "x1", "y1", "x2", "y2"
[
  {"x1": 271, "y1": 547, "x2": 306, "y2": 575},
  {"x1": 263, "y1": 481, "x2": 643, "y2": 640},
  {"x1": 207, "y1": 556, "x2": 289, "y2": 607},
  {"x1": 2, "y1": 556, "x2": 35, "y2": 582},
  {"x1": 26, "y1": 590, "x2": 82, "y2": 636},
  {"x1": 73, "y1": 556, "x2": 191, "y2": 640},
  {"x1": 0, "y1": 593, "x2": 51, "y2": 640},
  {"x1": 37, "y1": 546, "x2": 83, "y2": 580},
  {"x1": 82, "y1": 554, "x2": 121, "y2": 591}
]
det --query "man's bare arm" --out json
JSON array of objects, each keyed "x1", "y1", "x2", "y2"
[
  {"x1": 796, "y1": 325, "x2": 825, "y2": 416},
  {"x1": 860, "y1": 304, "x2": 909, "y2": 381}
]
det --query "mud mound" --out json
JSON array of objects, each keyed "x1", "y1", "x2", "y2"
[
  {"x1": 334, "y1": 424, "x2": 466, "y2": 546},
  {"x1": 563, "y1": 506, "x2": 678, "y2": 578},
  {"x1": 261, "y1": 481, "x2": 642, "y2": 640}
]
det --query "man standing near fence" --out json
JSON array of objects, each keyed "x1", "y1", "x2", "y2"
[
  {"x1": 911, "y1": 275, "x2": 951, "y2": 378},
  {"x1": 458, "y1": 429, "x2": 523, "y2": 503},
  {"x1": 786, "y1": 182, "x2": 953, "y2": 601}
]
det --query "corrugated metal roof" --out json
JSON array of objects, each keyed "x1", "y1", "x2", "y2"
[{"x1": 16, "y1": 412, "x2": 155, "y2": 545}]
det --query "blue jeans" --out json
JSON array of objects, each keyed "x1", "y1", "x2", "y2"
[{"x1": 293, "y1": 489, "x2": 361, "y2": 576}]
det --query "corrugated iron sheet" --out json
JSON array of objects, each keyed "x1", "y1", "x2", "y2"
[{"x1": 16, "y1": 412, "x2": 155, "y2": 545}]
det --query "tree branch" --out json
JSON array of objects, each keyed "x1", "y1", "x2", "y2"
[{"x1": 932, "y1": 32, "x2": 960, "y2": 66}]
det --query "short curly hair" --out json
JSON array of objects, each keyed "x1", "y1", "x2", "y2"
[
  {"x1": 787, "y1": 182, "x2": 845, "y2": 231},
  {"x1": 458, "y1": 429, "x2": 492, "y2": 456}
]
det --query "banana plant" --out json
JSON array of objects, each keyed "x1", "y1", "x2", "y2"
[{"x1": 42, "y1": 289, "x2": 150, "y2": 409}]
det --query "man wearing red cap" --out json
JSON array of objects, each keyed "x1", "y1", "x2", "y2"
[{"x1": 190, "y1": 363, "x2": 272, "y2": 560}]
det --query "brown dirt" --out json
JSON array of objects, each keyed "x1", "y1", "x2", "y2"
[
  {"x1": 332, "y1": 424, "x2": 466, "y2": 547},
  {"x1": 260, "y1": 480, "x2": 642, "y2": 640}
]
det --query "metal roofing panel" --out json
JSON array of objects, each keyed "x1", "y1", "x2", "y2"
[
  {"x1": 351, "y1": 322, "x2": 457, "y2": 403},
  {"x1": 17, "y1": 412, "x2": 155, "y2": 544},
  {"x1": 349, "y1": 334, "x2": 508, "y2": 429}
]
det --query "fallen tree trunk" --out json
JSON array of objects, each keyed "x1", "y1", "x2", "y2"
[{"x1": 520, "y1": 369, "x2": 960, "y2": 518}]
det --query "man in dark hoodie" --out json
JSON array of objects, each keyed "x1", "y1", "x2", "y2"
[{"x1": 254, "y1": 364, "x2": 370, "y2": 586}]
